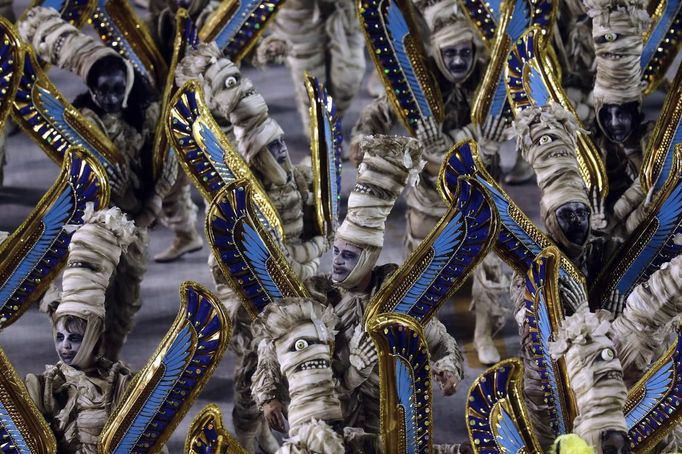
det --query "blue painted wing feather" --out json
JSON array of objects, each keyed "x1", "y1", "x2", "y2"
[
  {"x1": 495, "y1": 408, "x2": 527, "y2": 452},
  {"x1": 507, "y1": 0, "x2": 530, "y2": 41},
  {"x1": 626, "y1": 361, "x2": 673, "y2": 428},
  {"x1": 197, "y1": 122, "x2": 237, "y2": 183},
  {"x1": 213, "y1": 0, "x2": 260, "y2": 49},
  {"x1": 642, "y1": 0, "x2": 682, "y2": 70},
  {"x1": 528, "y1": 66, "x2": 550, "y2": 107},
  {"x1": 395, "y1": 359, "x2": 417, "y2": 454},
  {"x1": 241, "y1": 222, "x2": 282, "y2": 299}
]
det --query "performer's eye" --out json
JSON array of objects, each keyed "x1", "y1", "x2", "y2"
[
  {"x1": 539, "y1": 135, "x2": 552, "y2": 145},
  {"x1": 225, "y1": 76, "x2": 238, "y2": 88},
  {"x1": 600, "y1": 348, "x2": 615, "y2": 361},
  {"x1": 294, "y1": 339, "x2": 309, "y2": 351}
]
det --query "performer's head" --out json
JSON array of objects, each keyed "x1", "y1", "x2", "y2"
[
  {"x1": 513, "y1": 103, "x2": 591, "y2": 257},
  {"x1": 597, "y1": 102, "x2": 642, "y2": 144},
  {"x1": 584, "y1": 0, "x2": 649, "y2": 142},
  {"x1": 333, "y1": 135, "x2": 423, "y2": 290},
  {"x1": 266, "y1": 136, "x2": 289, "y2": 165},
  {"x1": 87, "y1": 55, "x2": 130, "y2": 114},
  {"x1": 424, "y1": 0, "x2": 478, "y2": 84},
  {"x1": 53, "y1": 315, "x2": 89, "y2": 366}
]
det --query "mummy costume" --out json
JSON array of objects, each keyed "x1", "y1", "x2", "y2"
[
  {"x1": 259, "y1": 0, "x2": 366, "y2": 127},
  {"x1": 18, "y1": 7, "x2": 176, "y2": 359},
  {"x1": 252, "y1": 135, "x2": 464, "y2": 442},
  {"x1": 26, "y1": 206, "x2": 136, "y2": 453}
]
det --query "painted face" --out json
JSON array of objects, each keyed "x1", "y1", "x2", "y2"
[
  {"x1": 332, "y1": 238, "x2": 363, "y2": 283},
  {"x1": 601, "y1": 430, "x2": 630, "y2": 454},
  {"x1": 54, "y1": 317, "x2": 86, "y2": 365},
  {"x1": 440, "y1": 41, "x2": 474, "y2": 83},
  {"x1": 267, "y1": 136, "x2": 289, "y2": 164},
  {"x1": 599, "y1": 103, "x2": 637, "y2": 143},
  {"x1": 92, "y1": 68, "x2": 127, "y2": 114},
  {"x1": 555, "y1": 202, "x2": 591, "y2": 245}
]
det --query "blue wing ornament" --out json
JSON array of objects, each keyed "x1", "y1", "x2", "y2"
[
  {"x1": 206, "y1": 179, "x2": 308, "y2": 319},
  {"x1": 356, "y1": 0, "x2": 444, "y2": 135},
  {"x1": 641, "y1": 0, "x2": 682, "y2": 95},
  {"x1": 98, "y1": 282, "x2": 231, "y2": 454},
  {"x1": 184, "y1": 404, "x2": 248, "y2": 454},
  {"x1": 199, "y1": 0, "x2": 285, "y2": 62},
  {"x1": 0, "y1": 148, "x2": 109, "y2": 328}
]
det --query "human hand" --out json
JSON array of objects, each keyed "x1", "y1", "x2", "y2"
[
  {"x1": 263, "y1": 399, "x2": 287, "y2": 433},
  {"x1": 349, "y1": 325, "x2": 378, "y2": 379},
  {"x1": 433, "y1": 368, "x2": 459, "y2": 396},
  {"x1": 601, "y1": 288, "x2": 625, "y2": 316},
  {"x1": 590, "y1": 187, "x2": 608, "y2": 232}
]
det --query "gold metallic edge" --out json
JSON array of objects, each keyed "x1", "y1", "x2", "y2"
[
  {"x1": 98, "y1": 281, "x2": 232, "y2": 453},
  {"x1": 204, "y1": 180, "x2": 309, "y2": 321},
  {"x1": 183, "y1": 403, "x2": 248, "y2": 454},
  {"x1": 355, "y1": 0, "x2": 445, "y2": 136},
  {"x1": 365, "y1": 174, "x2": 499, "y2": 326},
  {"x1": 0, "y1": 147, "x2": 109, "y2": 326},
  {"x1": 438, "y1": 140, "x2": 587, "y2": 286},
  {"x1": 153, "y1": 8, "x2": 190, "y2": 181},
  {"x1": 303, "y1": 73, "x2": 327, "y2": 237},
  {"x1": 0, "y1": 345, "x2": 57, "y2": 453},
  {"x1": 0, "y1": 18, "x2": 23, "y2": 131},
  {"x1": 367, "y1": 312, "x2": 433, "y2": 454},
  {"x1": 626, "y1": 321, "x2": 682, "y2": 453}
]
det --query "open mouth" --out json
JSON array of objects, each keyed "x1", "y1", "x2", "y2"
[
  {"x1": 60, "y1": 353, "x2": 75, "y2": 363},
  {"x1": 595, "y1": 370, "x2": 623, "y2": 384},
  {"x1": 600, "y1": 52, "x2": 624, "y2": 60},
  {"x1": 296, "y1": 359, "x2": 330, "y2": 372}
]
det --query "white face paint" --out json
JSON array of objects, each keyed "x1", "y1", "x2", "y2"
[
  {"x1": 331, "y1": 238, "x2": 364, "y2": 283},
  {"x1": 54, "y1": 317, "x2": 86, "y2": 365}
]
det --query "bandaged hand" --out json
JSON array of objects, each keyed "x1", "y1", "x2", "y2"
[
  {"x1": 348, "y1": 324, "x2": 378, "y2": 379},
  {"x1": 263, "y1": 399, "x2": 288, "y2": 433},
  {"x1": 559, "y1": 275, "x2": 588, "y2": 312},
  {"x1": 432, "y1": 367, "x2": 459, "y2": 396},
  {"x1": 601, "y1": 289, "x2": 625, "y2": 316},
  {"x1": 254, "y1": 34, "x2": 289, "y2": 68},
  {"x1": 415, "y1": 117, "x2": 448, "y2": 156},
  {"x1": 590, "y1": 187, "x2": 608, "y2": 232},
  {"x1": 481, "y1": 113, "x2": 510, "y2": 143}
]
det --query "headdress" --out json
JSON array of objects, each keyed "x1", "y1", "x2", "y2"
[{"x1": 335, "y1": 135, "x2": 423, "y2": 288}]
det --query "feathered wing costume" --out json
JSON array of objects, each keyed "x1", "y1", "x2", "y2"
[{"x1": 26, "y1": 205, "x2": 136, "y2": 453}]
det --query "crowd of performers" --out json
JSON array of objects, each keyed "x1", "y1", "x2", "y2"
[{"x1": 0, "y1": 0, "x2": 681, "y2": 452}]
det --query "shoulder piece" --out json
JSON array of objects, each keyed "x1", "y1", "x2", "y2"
[
  {"x1": 89, "y1": 0, "x2": 167, "y2": 86},
  {"x1": 305, "y1": 74, "x2": 343, "y2": 237},
  {"x1": 641, "y1": 0, "x2": 682, "y2": 95},
  {"x1": 505, "y1": 26, "x2": 607, "y2": 198},
  {"x1": 357, "y1": 0, "x2": 444, "y2": 135},
  {"x1": 11, "y1": 42, "x2": 126, "y2": 189},
  {"x1": 167, "y1": 80, "x2": 285, "y2": 241},
  {"x1": 521, "y1": 247, "x2": 575, "y2": 436},
  {"x1": 184, "y1": 404, "x2": 248, "y2": 454},
  {"x1": 641, "y1": 62, "x2": 682, "y2": 194},
  {"x1": 470, "y1": 0, "x2": 532, "y2": 126},
  {"x1": 365, "y1": 176, "x2": 497, "y2": 325},
  {"x1": 153, "y1": 9, "x2": 199, "y2": 180},
  {"x1": 99, "y1": 281, "x2": 231, "y2": 453},
  {"x1": 367, "y1": 313, "x2": 432, "y2": 454},
  {"x1": 466, "y1": 358, "x2": 541, "y2": 453},
  {"x1": 0, "y1": 19, "x2": 23, "y2": 131},
  {"x1": 206, "y1": 179, "x2": 308, "y2": 320},
  {"x1": 440, "y1": 140, "x2": 586, "y2": 285},
  {"x1": 199, "y1": 0, "x2": 285, "y2": 62},
  {"x1": 23, "y1": 0, "x2": 95, "y2": 28},
  {"x1": 0, "y1": 346, "x2": 57, "y2": 453},
  {"x1": 625, "y1": 323, "x2": 682, "y2": 452},
  {"x1": 0, "y1": 148, "x2": 108, "y2": 328},
  {"x1": 590, "y1": 147, "x2": 682, "y2": 308}
]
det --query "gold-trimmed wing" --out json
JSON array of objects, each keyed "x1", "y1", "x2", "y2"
[
  {"x1": 305, "y1": 74, "x2": 343, "y2": 237},
  {"x1": 0, "y1": 18, "x2": 22, "y2": 130},
  {"x1": 22, "y1": 0, "x2": 95, "y2": 28},
  {"x1": 0, "y1": 346, "x2": 57, "y2": 453},
  {"x1": 641, "y1": 61, "x2": 682, "y2": 194},
  {"x1": 505, "y1": 26, "x2": 608, "y2": 198},
  {"x1": 167, "y1": 79, "x2": 285, "y2": 241},
  {"x1": 98, "y1": 281, "x2": 231, "y2": 453},
  {"x1": 0, "y1": 148, "x2": 109, "y2": 328},
  {"x1": 641, "y1": 0, "x2": 682, "y2": 95},
  {"x1": 365, "y1": 175, "x2": 498, "y2": 325},
  {"x1": 206, "y1": 179, "x2": 308, "y2": 320},
  {"x1": 466, "y1": 358, "x2": 541, "y2": 453},
  {"x1": 89, "y1": 0, "x2": 168, "y2": 86},
  {"x1": 184, "y1": 404, "x2": 248, "y2": 454},
  {"x1": 11, "y1": 41, "x2": 126, "y2": 190},
  {"x1": 590, "y1": 146, "x2": 682, "y2": 308},
  {"x1": 439, "y1": 140, "x2": 586, "y2": 286},
  {"x1": 519, "y1": 247, "x2": 576, "y2": 436},
  {"x1": 153, "y1": 8, "x2": 199, "y2": 180},
  {"x1": 470, "y1": 0, "x2": 556, "y2": 129},
  {"x1": 459, "y1": 0, "x2": 502, "y2": 47},
  {"x1": 367, "y1": 313, "x2": 433, "y2": 454},
  {"x1": 624, "y1": 322, "x2": 682, "y2": 452},
  {"x1": 199, "y1": 0, "x2": 285, "y2": 62},
  {"x1": 356, "y1": 0, "x2": 444, "y2": 136}
]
